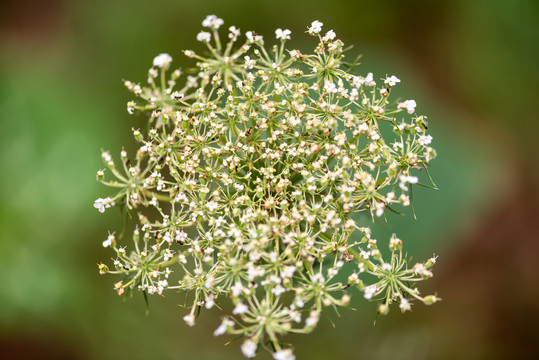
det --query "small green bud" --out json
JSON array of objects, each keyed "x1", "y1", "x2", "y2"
[
  {"x1": 133, "y1": 128, "x2": 143, "y2": 142},
  {"x1": 423, "y1": 295, "x2": 440, "y2": 305},
  {"x1": 98, "y1": 263, "x2": 109, "y2": 274}
]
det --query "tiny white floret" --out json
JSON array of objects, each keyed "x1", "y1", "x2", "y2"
[
  {"x1": 398, "y1": 99, "x2": 417, "y2": 114},
  {"x1": 308, "y1": 20, "x2": 323, "y2": 34},
  {"x1": 384, "y1": 75, "x2": 400, "y2": 87},
  {"x1": 197, "y1": 31, "x2": 212, "y2": 43},
  {"x1": 363, "y1": 285, "x2": 377, "y2": 300},
  {"x1": 322, "y1": 30, "x2": 336, "y2": 42},
  {"x1": 275, "y1": 28, "x2": 291, "y2": 40},
  {"x1": 183, "y1": 314, "x2": 196, "y2": 327},
  {"x1": 241, "y1": 339, "x2": 257, "y2": 358},
  {"x1": 229, "y1": 26, "x2": 241, "y2": 39},
  {"x1": 153, "y1": 53, "x2": 172, "y2": 68},
  {"x1": 273, "y1": 349, "x2": 295, "y2": 360},
  {"x1": 400, "y1": 298, "x2": 412, "y2": 312},
  {"x1": 94, "y1": 197, "x2": 112, "y2": 213},
  {"x1": 233, "y1": 302, "x2": 248, "y2": 315},
  {"x1": 202, "y1": 15, "x2": 224, "y2": 29},
  {"x1": 418, "y1": 135, "x2": 433, "y2": 146}
]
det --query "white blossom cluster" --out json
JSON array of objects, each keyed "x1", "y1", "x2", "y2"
[{"x1": 95, "y1": 16, "x2": 439, "y2": 359}]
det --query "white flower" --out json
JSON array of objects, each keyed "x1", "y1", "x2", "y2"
[
  {"x1": 364, "y1": 72, "x2": 376, "y2": 86},
  {"x1": 400, "y1": 298, "x2": 412, "y2": 312},
  {"x1": 273, "y1": 349, "x2": 295, "y2": 360},
  {"x1": 102, "y1": 233, "x2": 115, "y2": 248},
  {"x1": 214, "y1": 318, "x2": 233, "y2": 336},
  {"x1": 363, "y1": 284, "x2": 377, "y2": 300},
  {"x1": 175, "y1": 230, "x2": 188, "y2": 243},
  {"x1": 305, "y1": 310, "x2": 319, "y2": 327},
  {"x1": 281, "y1": 265, "x2": 296, "y2": 278},
  {"x1": 305, "y1": 316, "x2": 317, "y2": 327},
  {"x1": 197, "y1": 31, "x2": 212, "y2": 43},
  {"x1": 157, "y1": 279, "x2": 168, "y2": 293},
  {"x1": 231, "y1": 281, "x2": 245, "y2": 296},
  {"x1": 215, "y1": 216, "x2": 226, "y2": 227},
  {"x1": 322, "y1": 30, "x2": 336, "y2": 42},
  {"x1": 400, "y1": 194, "x2": 410, "y2": 206},
  {"x1": 205, "y1": 294, "x2": 215, "y2": 309},
  {"x1": 244, "y1": 55, "x2": 256, "y2": 69},
  {"x1": 152, "y1": 53, "x2": 172, "y2": 68},
  {"x1": 202, "y1": 15, "x2": 224, "y2": 29},
  {"x1": 183, "y1": 314, "x2": 196, "y2": 327},
  {"x1": 290, "y1": 310, "x2": 301, "y2": 323},
  {"x1": 245, "y1": 31, "x2": 263, "y2": 44},
  {"x1": 418, "y1": 134, "x2": 433, "y2": 146},
  {"x1": 233, "y1": 302, "x2": 248, "y2": 315},
  {"x1": 399, "y1": 175, "x2": 419, "y2": 191},
  {"x1": 207, "y1": 200, "x2": 218, "y2": 212},
  {"x1": 272, "y1": 285, "x2": 286, "y2": 296},
  {"x1": 95, "y1": 16, "x2": 440, "y2": 357},
  {"x1": 398, "y1": 99, "x2": 417, "y2": 114},
  {"x1": 374, "y1": 201, "x2": 385, "y2": 217},
  {"x1": 384, "y1": 75, "x2": 400, "y2": 87},
  {"x1": 324, "y1": 82, "x2": 337, "y2": 93},
  {"x1": 241, "y1": 339, "x2": 257, "y2": 358},
  {"x1": 127, "y1": 101, "x2": 136, "y2": 114},
  {"x1": 275, "y1": 28, "x2": 291, "y2": 40},
  {"x1": 94, "y1": 197, "x2": 112, "y2": 213},
  {"x1": 229, "y1": 26, "x2": 241, "y2": 39},
  {"x1": 178, "y1": 254, "x2": 187, "y2": 264},
  {"x1": 308, "y1": 20, "x2": 323, "y2": 34},
  {"x1": 213, "y1": 323, "x2": 226, "y2": 336}
]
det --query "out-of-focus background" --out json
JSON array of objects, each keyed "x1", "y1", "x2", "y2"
[{"x1": 1, "y1": 0, "x2": 538, "y2": 359}]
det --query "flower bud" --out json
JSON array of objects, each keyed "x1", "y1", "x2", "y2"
[
  {"x1": 423, "y1": 295, "x2": 440, "y2": 305},
  {"x1": 172, "y1": 69, "x2": 182, "y2": 80},
  {"x1": 133, "y1": 128, "x2": 143, "y2": 142},
  {"x1": 389, "y1": 234, "x2": 402, "y2": 251},
  {"x1": 114, "y1": 281, "x2": 125, "y2": 296},
  {"x1": 98, "y1": 263, "x2": 109, "y2": 275},
  {"x1": 425, "y1": 256, "x2": 437, "y2": 268}
]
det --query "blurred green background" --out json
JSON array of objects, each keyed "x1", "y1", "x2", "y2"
[{"x1": 1, "y1": 0, "x2": 538, "y2": 359}]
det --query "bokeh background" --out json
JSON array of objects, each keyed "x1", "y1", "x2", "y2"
[{"x1": 1, "y1": 0, "x2": 538, "y2": 359}]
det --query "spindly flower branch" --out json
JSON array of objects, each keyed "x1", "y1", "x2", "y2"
[{"x1": 95, "y1": 15, "x2": 439, "y2": 360}]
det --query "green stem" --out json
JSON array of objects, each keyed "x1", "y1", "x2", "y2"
[
  {"x1": 158, "y1": 257, "x2": 179, "y2": 269},
  {"x1": 143, "y1": 191, "x2": 171, "y2": 202}
]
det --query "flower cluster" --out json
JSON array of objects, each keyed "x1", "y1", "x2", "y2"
[{"x1": 95, "y1": 16, "x2": 439, "y2": 359}]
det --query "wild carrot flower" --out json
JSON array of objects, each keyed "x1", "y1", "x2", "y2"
[{"x1": 95, "y1": 16, "x2": 439, "y2": 358}]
